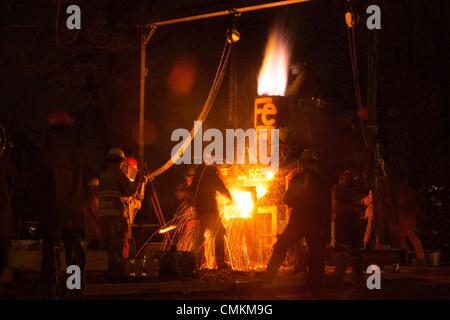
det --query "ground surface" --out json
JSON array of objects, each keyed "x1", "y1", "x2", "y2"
[{"x1": 1, "y1": 266, "x2": 450, "y2": 300}]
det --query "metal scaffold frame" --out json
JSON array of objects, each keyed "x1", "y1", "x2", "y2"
[
  {"x1": 136, "y1": 1, "x2": 312, "y2": 242},
  {"x1": 138, "y1": 0, "x2": 312, "y2": 166}
]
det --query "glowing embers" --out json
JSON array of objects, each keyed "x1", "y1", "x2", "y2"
[
  {"x1": 218, "y1": 188, "x2": 255, "y2": 220},
  {"x1": 209, "y1": 166, "x2": 280, "y2": 271}
]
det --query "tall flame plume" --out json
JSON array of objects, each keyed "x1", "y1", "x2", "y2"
[{"x1": 257, "y1": 25, "x2": 291, "y2": 96}]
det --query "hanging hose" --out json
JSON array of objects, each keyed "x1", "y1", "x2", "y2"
[
  {"x1": 147, "y1": 38, "x2": 232, "y2": 180},
  {"x1": 135, "y1": 36, "x2": 232, "y2": 257}
]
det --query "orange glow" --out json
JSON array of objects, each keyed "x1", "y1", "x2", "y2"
[
  {"x1": 256, "y1": 185, "x2": 267, "y2": 199},
  {"x1": 167, "y1": 55, "x2": 198, "y2": 96},
  {"x1": 265, "y1": 170, "x2": 275, "y2": 180},
  {"x1": 199, "y1": 166, "x2": 284, "y2": 271},
  {"x1": 257, "y1": 25, "x2": 291, "y2": 96},
  {"x1": 218, "y1": 189, "x2": 254, "y2": 220},
  {"x1": 159, "y1": 225, "x2": 177, "y2": 234}
]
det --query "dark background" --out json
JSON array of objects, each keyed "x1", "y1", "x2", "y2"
[{"x1": 0, "y1": 0, "x2": 448, "y2": 244}]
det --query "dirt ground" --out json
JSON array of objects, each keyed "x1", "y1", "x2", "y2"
[{"x1": 2, "y1": 266, "x2": 449, "y2": 300}]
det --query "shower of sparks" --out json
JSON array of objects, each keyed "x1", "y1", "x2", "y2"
[{"x1": 169, "y1": 165, "x2": 289, "y2": 271}]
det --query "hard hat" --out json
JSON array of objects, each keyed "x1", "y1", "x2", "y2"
[
  {"x1": 107, "y1": 148, "x2": 125, "y2": 159},
  {"x1": 300, "y1": 149, "x2": 319, "y2": 163},
  {"x1": 184, "y1": 168, "x2": 195, "y2": 177},
  {"x1": 46, "y1": 110, "x2": 74, "y2": 127},
  {"x1": 87, "y1": 178, "x2": 99, "y2": 187}
]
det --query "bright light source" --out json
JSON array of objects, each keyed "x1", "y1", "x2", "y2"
[
  {"x1": 257, "y1": 25, "x2": 291, "y2": 96},
  {"x1": 255, "y1": 185, "x2": 267, "y2": 199},
  {"x1": 227, "y1": 27, "x2": 240, "y2": 43},
  {"x1": 218, "y1": 189, "x2": 254, "y2": 220},
  {"x1": 159, "y1": 225, "x2": 177, "y2": 234},
  {"x1": 265, "y1": 171, "x2": 275, "y2": 180}
]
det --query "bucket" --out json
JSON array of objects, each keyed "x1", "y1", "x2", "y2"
[{"x1": 426, "y1": 250, "x2": 441, "y2": 266}]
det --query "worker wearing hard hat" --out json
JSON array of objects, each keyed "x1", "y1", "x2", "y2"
[
  {"x1": 265, "y1": 149, "x2": 331, "y2": 294},
  {"x1": 191, "y1": 164, "x2": 232, "y2": 270},
  {"x1": 175, "y1": 168, "x2": 195, "y2": 203},
  {"x1": 36, "y1": 111, "x2": 97, "y2": 299},
  {"x1": 121, "y1": 157, "x2": 147, "y2": 258},
  {"x1": 173, "y1": 167, "x2": 198, "y2": 252},
  {"x1": 98, "y1": 148, "x2": 145, "y2": 264}
]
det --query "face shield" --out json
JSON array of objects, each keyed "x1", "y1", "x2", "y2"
[{"x1": 125, "y1": 157, "x2": 138, "y2": 181}]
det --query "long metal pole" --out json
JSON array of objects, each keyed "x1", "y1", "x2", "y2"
[
  {"x1": 138, "y1": 26, "x2": 157, "y2": 164},
  {"x1": 139, "y1": 27, "x2": 146, "y2": 164},
  {"x1": 147, "y1": 0, "x2": 311, "y2": 27}
]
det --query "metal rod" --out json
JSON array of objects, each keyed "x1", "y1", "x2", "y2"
[
  {"x1": 138, "y1": 27, "x2": 146, "y2": 164},
  {"x1": 138, "y1": 26, "x2": 157, "y2": 165},
  {"x1": 146, "y1": 0, "x2": 311, "y2": 27}
]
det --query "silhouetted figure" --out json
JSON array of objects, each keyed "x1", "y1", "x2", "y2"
[
  {"x1": 173, "y1": 168, "x2": 199, "y2": 252},
  {"x1": 35, "y1": 111, "x2": 96, "y2": 299},
  {"x1": 265, "y1": 150, "x2": 331, "y2": 292},
  {"x1": 397, "y1": 185, "x2": 426, "y2": 264},
  {"x1": 191, "y1": 164, "x2": 232, "y2": 269},
  {"x1": 331, "y1": 169, "x2": 365, "y2": 284}
]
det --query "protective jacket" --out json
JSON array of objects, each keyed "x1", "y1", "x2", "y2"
[
  {"x1": 284, "y1": 169, "x2": 331, "y2": 239},
  {"x1": 98, "y1": 164, "x2": 140, "y2": 217}
]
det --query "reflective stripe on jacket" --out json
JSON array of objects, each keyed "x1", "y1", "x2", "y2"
[{"x1": 98, "y1": 164, "x2": 138, "y2": 217}]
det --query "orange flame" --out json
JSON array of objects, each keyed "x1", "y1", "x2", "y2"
[
  {"x1": 218, "y1": 189, "x2": 254, "y2": 220},
  {"x1": 159, "y1": 225, "x2": 177, "y2": 234},
  {"x1": 257, "y1": 25, "x2": 291, "y2": 96}
]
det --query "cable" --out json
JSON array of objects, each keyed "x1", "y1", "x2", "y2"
[{"x1": 147, "y1": 37, "x2": 232, "y2": 180}]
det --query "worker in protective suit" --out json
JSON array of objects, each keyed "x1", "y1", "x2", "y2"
[
  {"x1": 397, "y1": 185, "x2": 426, "y2": 265},
  {"x1": 0, "y1": 124, "x2": 19, "y2": 278},
  {"x1": 265, "y1": 150, "x2": 331, "y2": 292},
  {"x1": 35, "y1": 111, "x2": 96, "y2": 299},
  {"x1": 174, "y1": 168, "x2": 199, "y2": 252},
  {"x1": 191, "y1": 164, "x2": 232, "y2": 270},
  {"x1": 98, "y1": 149, "x2": 145, "y2": 264},
  {"x1": 175, "y1": 168, "x2": 195, "y2": 205},
  {"x1": 331, "y1": 169, "x2": 365, "y2": 285},
  {"x1": 120, "y1": 157, "x2": 147, "y2": 258}
]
